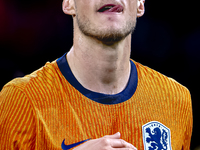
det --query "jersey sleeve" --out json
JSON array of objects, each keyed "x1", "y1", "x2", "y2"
[
  {"x1": 0, "y1": 85, "x2": 36, "y2": 149},
  {"x1": 182, "y1": 89, "x2": 193, "y2": 150}
]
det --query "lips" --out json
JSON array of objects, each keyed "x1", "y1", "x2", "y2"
[{"x1": 98, "y1": 4, "x2": 124, "y2": 13}]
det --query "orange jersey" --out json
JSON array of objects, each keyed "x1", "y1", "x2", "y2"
[{"x1": 0, "y1": 53, "x2": 192, "y2": 150}]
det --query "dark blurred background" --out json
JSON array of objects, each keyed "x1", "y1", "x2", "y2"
[{"x1": 0, "y1": 0, "x2": 199, "y2": 149}]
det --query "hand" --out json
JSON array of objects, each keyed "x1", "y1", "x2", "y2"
[{"x1": 73, "y1": 132, "x2": 137, "y2": 150}]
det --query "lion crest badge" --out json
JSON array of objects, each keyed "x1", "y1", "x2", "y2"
[{"x1": 142, "y1": 121, "x2": 172, "y2": 150}]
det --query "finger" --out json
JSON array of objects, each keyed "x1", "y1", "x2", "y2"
[
  {"x1": 103, "y1": 132, "x2": 121, "y2": 139},
  {"x1": 110, "y1": 139, "x2": 136, "y2": 149}
]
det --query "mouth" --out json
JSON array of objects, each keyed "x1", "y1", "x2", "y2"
[{"x1": 97, "y1": 4, "x2": 124, "y2": 13}]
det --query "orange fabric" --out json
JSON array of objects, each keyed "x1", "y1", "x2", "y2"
[{"x1": 0, "y1": 60, "x2": 192, "y2": 150}]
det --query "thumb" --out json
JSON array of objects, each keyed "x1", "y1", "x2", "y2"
[{"x1": 103, "y1": 132, "x2": 121, "y2": 139}]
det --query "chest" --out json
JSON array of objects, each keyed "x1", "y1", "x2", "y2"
[{"x1": 38, "y1": 97, "x2": 185, "y2": 150}]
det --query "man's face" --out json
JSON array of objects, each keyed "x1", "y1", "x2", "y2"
[{"x1": 73, "y1": 0, "x2": 139, "y2": 43}]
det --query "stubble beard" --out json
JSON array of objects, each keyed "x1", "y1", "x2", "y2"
[{"x1": 75, "y1": 13, "x2": 136, "y2": 44}]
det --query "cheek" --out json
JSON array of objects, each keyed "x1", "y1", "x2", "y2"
[
  {"x1": 76, "y1": 1, "x2": 95, "y2": 18},
  {"x1": 129, "y1": 0, "x2": 137, "y2": 11},
  {"x1": 130, "y1": 0, "x2": 137, "y2": 5},
  {"x1": 78, "y1": 0, "x2": 95, "y2": 11},
  {"x1": 127, "y1": 0, "x2": 138, "y2": 18}
]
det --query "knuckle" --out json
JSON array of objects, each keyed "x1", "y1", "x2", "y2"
[
  {"x1": 101, "y1": 138, "x2": 110, "y2": 146},
  {"x1": 119, "y1": 139, "x2": 126, "y2": 146}
]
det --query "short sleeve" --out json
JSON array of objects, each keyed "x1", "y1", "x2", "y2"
[
  {"x1": 182, "y1": 90, "x2": 193, "y2": 150},
  {"x1": 0, "y1": 85, "x2": 36, "y2": 149}
]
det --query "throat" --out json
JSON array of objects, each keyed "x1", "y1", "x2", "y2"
[
  {"x1": 67, "y1": 40, "x2": 131, "y2": 94},
  {"x1": 82, "y1": 60, "x2": 131, "y2": 95}
]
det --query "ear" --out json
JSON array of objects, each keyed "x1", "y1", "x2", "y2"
[
  {"x1": 137, "y1": 0, "x2": 145, "y2": 17},
  {"x1": 62, "y1": 0, "x2": 76, "y2": 16}
]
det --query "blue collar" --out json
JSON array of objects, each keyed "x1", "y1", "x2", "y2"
[{"x1": 57, "y1": 53, "x2": 138, "y2": 105}]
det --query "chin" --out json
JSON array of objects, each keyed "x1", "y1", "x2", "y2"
[
  {"x1": 97, "y1": 31, "x2": 126, "y2": 42},
  {"x1": 96, "y1": 26, "x2": 133, "y2": 41},
  {"x1": 76, "y1": 14, "x2": 136, "y2": 43}
]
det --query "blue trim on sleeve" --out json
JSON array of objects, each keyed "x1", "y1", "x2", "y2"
[{"x1": 57, "y1": 53, "x2": 138, "y2": 105}]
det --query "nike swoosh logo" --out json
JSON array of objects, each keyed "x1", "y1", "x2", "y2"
[{"x1": 61, "y1": 139, "x2": 91, "y2": 150}]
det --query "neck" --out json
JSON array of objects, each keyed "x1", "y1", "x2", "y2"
[{"x1": 67, "y1": 31, "x2": 132, "y2": 95}]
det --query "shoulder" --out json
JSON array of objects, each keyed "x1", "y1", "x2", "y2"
[
  {"x1": 132, "y1": 60, "x2": 191, "y2": 101},
  {"x1": 0, "y1": 79, "x2": 37, "y2": 149},
  {"x1": 133, "y1": 60, "x2": 192, "y2": 126},
  {"x1": 1, "y1": 60, "x2": 63, "y2": 100},
  {"x1": 3, "y1": 60, "x2": 60, "y2": 89}
]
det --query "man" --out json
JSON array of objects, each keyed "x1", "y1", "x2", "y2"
[{"x1": 0, "y1": 0, "x2": 192, "y2": 149}]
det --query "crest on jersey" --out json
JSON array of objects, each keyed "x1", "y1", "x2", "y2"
[{"x1": 142, "y1": 121, "x2": 172, "y2": 150}]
